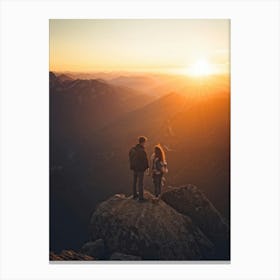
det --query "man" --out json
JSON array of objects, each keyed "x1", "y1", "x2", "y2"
[{"x1": 129, "y1": 136, "x2": 149, "y2": 201}]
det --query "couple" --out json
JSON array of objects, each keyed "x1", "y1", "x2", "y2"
[{"x1": 129, "y1": 136, "x2": 168, "y2": 202}]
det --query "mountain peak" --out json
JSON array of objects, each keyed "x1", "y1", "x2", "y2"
[{"x1": 88, "y1": 188, "x2": 216, "y2": 260}]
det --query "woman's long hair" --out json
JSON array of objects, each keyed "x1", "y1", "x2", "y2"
[{"x1": 154, "y1": 144, "x2": 166, "y2": 162}]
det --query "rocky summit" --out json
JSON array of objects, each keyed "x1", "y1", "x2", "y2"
[
  {"x1": 88, "y1": 191, "x2": 216, "y2": 260},
  {"x1": 161, "y1": 184, "x2": 230, "y2": 259},
  {"x1": 50, "y1": 185, "x2": 229, "y2": 261}
]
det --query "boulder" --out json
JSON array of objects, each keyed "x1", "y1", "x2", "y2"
[
  {"x1": 110, "y1": 252, "x2": 141, "y2": 260},
  {"x1": 161, "y1": 184, "x2": 230, "y2": 259},
  {"x1": 89, "y1": 192, "x2": 214, "y2": 260},
  {"x1": 80, "y1": 239, "x2": 105, "y2": 259}
]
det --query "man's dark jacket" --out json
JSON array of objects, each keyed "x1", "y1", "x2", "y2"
[{"x1": 133, "y1": 144, "x2": 149, "y2": 172}]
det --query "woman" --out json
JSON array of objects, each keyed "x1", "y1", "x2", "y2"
[{"x1": 150, "y1": 144, "x2": 168, "y2": 198}]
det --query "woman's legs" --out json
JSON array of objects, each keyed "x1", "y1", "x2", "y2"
[
  {"x1": 153, "y1": 175, "x2": 162, "y2": 197},
  {"x1": 158, "y1": 174, "x2": 162, "y2": 196},
  {"x1": 153, "y1": 176, "x2": 157, "y2": 196}
]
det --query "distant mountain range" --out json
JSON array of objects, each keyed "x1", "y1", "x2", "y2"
[{"x1": 50, "y1": 72, "x2": 230, "y2": 253}]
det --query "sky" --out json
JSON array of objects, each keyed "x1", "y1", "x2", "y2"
[{"x1": 49, "y1": 19, "x2": 230, "y2": 74}]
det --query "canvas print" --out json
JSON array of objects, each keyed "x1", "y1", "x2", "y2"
[{"x1": 50, "y1": 19, "x2": 230, "y2": 261}]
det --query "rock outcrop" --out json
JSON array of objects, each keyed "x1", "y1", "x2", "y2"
[
  {"x1": 89, "y1": 192, "x2": 215, "y2": 260},
  {"x1": 50, "y1": 250, "x2": 94, "y2": 261},
  {"x1": 50, "y1": 185, "x2": 230, "y2": 261},
  {"x1": 161, "y1": 184, "x2": 230, "y2": 259},
  {"x1": 80, "y1": 239, "x2": 106, "y2": 259}
]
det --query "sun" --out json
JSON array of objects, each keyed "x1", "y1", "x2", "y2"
[{"x1": 186, "y1": 58, "x2": 213, "y2": 77}]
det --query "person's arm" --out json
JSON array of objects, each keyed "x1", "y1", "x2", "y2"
[
  {"x1": 148, "y1": 153, "x2": 154, "y2": 175},
  {"x1": 143, "y1": 150, "x2": 149, "y2": 171}
]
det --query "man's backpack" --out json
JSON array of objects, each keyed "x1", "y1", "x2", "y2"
[{"x1": 129, "y1": 147, "x2": 137, "y2": 170}]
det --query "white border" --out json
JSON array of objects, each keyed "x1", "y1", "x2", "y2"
[{"x1": 0, "y1": 0, "x2": 279, "y2": 279}]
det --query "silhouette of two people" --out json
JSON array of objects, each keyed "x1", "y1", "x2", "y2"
[{"x1": 129, "y1": 136, "x2": 167, "y2": 201}]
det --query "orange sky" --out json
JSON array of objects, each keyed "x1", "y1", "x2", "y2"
[{"x1": 49, "y1": 19, "x2": 230, "y2": 74}]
